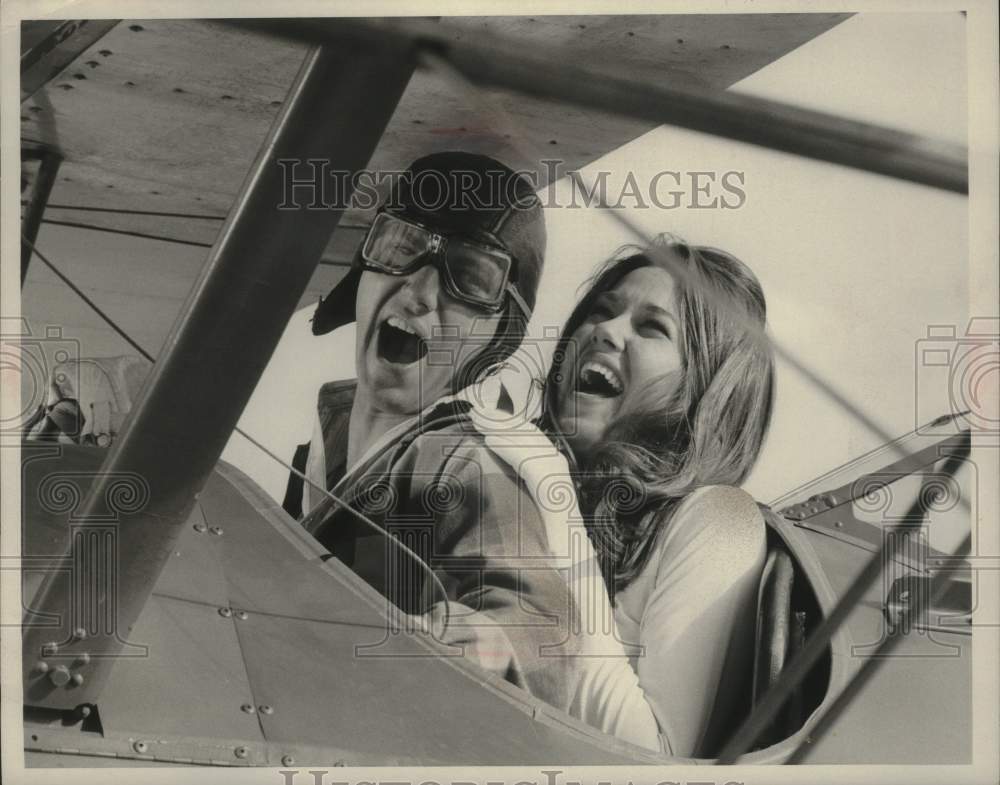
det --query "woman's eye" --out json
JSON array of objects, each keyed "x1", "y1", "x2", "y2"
[{"x1": 642, "y1": 320, "x2": 672, "y2": 338}]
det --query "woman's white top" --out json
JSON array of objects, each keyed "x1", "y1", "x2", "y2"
[{"x1": 468, "y1": 395, "x2": 766, "y2": 757}]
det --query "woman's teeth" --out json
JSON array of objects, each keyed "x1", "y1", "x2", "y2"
[{"x1": 579, "y1": 361, "x2": 623, "y2": 396}]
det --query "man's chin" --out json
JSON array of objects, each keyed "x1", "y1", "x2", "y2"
[{"x1": 361, "y1": 369, "x2": 453, "y2": 417}]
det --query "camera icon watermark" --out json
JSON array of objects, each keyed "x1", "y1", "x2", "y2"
[
  {"x1": 419, "y1": 321, "x2": 567, "y2": 436},
  {"x1": 914, "y1": 317, "x2": 998, "y2": 437},
  {"x1": 1, "y1": 318, "x2": 81, "y2": 445}
]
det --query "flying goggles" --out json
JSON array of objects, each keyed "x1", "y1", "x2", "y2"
[{"x1": 360, "y1": 211, "x2": 532, "y2": 318}]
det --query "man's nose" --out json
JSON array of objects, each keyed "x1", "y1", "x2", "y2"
[
  {"x1": 591, "y1": 314, "x2": 629, "y2": 351},
  {"x1": 401, "y1": 263, "x2": 440, "y2": 314}
]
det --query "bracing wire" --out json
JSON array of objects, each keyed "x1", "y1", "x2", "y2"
[
  {"x1": 20, "y1": 233, "x2": 451, "y2": 639},
  {"x1": 416, "y1": 46, "x2": 977, "y2": 759},
  {"x1": 416, "y1": 48, "x2": 964, "y2": 482}
]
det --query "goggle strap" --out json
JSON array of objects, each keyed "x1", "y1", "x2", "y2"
[{"x1": 505, "y1": 284, "x2": 532, "y2": 321}]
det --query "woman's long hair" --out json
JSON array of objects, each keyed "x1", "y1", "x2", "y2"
[{"x1": 542, "y1": 233, "x2": 775, "y2": 599}]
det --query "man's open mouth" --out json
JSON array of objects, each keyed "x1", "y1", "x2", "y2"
[
  {"x1": 577, "y1": 361, "x2": 624, "y2": 398},
  {"x1": 377, "y1": 316, "x2": 428, "y2": 365}
]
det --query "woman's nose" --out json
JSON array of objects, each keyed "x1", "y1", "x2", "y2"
[
  {"x1": 591, "y1": 314, "x2": 629, "y2": 351},
  {"x1": 401, "y1": 263, "x2": 440, "y2": 314}
]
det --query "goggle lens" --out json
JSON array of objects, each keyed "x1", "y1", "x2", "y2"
[
  {"x1": 444, "y1": 241, "x2": 510, "y2": 305},
  {"x1": 362, "y1": 213, "x2": 513, "y2": 310},
  {"x1": 362, "y1": 214, "x2": 435, "y2": 271}
]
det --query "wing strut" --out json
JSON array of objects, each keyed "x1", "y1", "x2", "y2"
[{"x1": 22, "y1": 38, "x2": 416, "y2": 709}]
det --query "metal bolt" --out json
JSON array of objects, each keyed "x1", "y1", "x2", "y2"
[
  {"x1": 234, "y1": 746, "x2": 249, "y2": 759},
  {"x1": 834, "y1": 520, "x2": 844, "y2": 528},
  {"x1": 210, "y1": 526, "x2": 224, "y2": 536},
  {"x1": 133, "y1": 740, "x2": 148, "y2": 754},
  {"x1": 193, "y1": 523, "x2": 207, "y2": 533},
  {"x1": 76, "y1": 652, "x2": 91, "y2": 666},
  {"x1": 235, "y1": 610, "x2": 248, "y2": 621},
  {"x1": 73, "y1": 627, "x2": 88, "y2": 641},
  {"x1": 42, "y1": 642, "x2": 58, "y2": 656},
  {"x1": 218, "y1": 607, "x2": 233, "y2": 618},
  {"x1": 333, "y1": 760, "x2": 346, "y2": 767},
  {"x1": 48, "y1": 666, "x2": 71, "y2": 687},
  {"x1": 71, "y1": 673, "x2": 84, "y2": 686},
  {"x1": 35, "y1": 661, "x2": 50, "y2": 674},
  {"x1": 241, "y1": 703, "x2": 255, "y2": 714},
  {"x1": 259, "y1": 704, "x2": 273, "y2": 715},
  {"x1": 79, "y1": 706, "x2": 92, "y2": 718},
  {"x1": 281, "y1": 755, "x2": 295, "y2": 766}
]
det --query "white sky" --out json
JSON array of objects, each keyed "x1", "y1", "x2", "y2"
[{"x1": 229, "y1": 13, "x2": 972, "y2": 553}]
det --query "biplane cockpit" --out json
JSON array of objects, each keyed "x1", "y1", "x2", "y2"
[{"x1": 12, "y1": 13, "x2": 984, "y2": 769}]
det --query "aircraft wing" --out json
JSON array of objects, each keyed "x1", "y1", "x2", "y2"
[{"x1": 21, "y1": 15, "x2": 849, "y2": 352}]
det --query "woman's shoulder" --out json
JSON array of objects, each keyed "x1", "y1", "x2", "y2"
[
  {"x1": 670, "y1": 484, "x2": 764, "y2": 525},
  {"x1": 648, "y1": 484, "x2": 767, "y2": 583}
]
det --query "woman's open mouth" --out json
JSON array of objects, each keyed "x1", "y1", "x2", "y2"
[
  {"x1": 577, "y1": 360, "x2": 624, "y2": 398},
  {"x1": 377, "y1": 315, "x2": 428, "y2": 365}
]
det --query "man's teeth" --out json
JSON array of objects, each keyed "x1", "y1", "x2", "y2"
[
  {"x1": 386, "y1": 315, "x2": 420, "y2": 336},
  {"x1": 580, "y1": 361, "x2": 623, "y2": 394}
]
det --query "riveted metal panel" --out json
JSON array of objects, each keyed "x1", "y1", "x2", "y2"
[
  {"x1": 199, "y1": 466, "x2": 392, "y2": 626},
  {"x1": 99, "y1": 595, "x2": 264, "y2": 746},
  {"x1": 231, "y1": 602, "x2": 649, "y2": 765},
  {"x1": 149, "y1": 503, "x2": 229, "y2": 607},
  {"x1": 206, "y1": 462, "x2": 657, "y2": 765}
]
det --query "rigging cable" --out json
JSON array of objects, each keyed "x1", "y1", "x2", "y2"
[
  {"x1": 417, "y1": 44, "x2": 976, "y2": 760},
  {"x1": 20, "y1": 232, "x2": 452, "y2": 639}
]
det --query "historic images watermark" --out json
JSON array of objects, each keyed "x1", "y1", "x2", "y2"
[{"x1": 276, "y1": 159, "x2": 747, "y2": 212}]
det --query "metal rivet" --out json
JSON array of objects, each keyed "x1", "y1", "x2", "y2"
[
  {"x1": 71, "y1": 673, "x2": 84, "y2": 686},
  {"x1": 128, "y1": 24, "x2": 144, "y2": 32},
  {"x1": 80, "y1": 705, "x2": 92, "y2": 718},
  {"x1": 281, "y1": 755, "x2": 295, "y2": 766},
  {"x1": 834, "y1": 520, "x2": 844, "y2": 528},
  {"x1": 49, "y1": 666, "x2": 71, "y2": 687},
  {"x1": 210, "y1": 526, "x2": 224, "y2": 536},
  {"x1": 193, "y1": 523, "x2": 207, "y2": 533},
  {"x1": 218, "y1": 607, "x2": 233, "y2": 618},
  {"x1": 333, "y1": 760, "x2": 345, "y2": 767},
  {"x1": 35, "y1": 661, "x2": 49, "y2": 674},
  {"x1": 42, "y1": 642, "x2": 59, "y2": 656},
  {"x1": 234, "y1": 746, "x2": 249, "y2": 759},
  {"x1": 73, "y1": 627, "x2": 88, "y2": 641},
  {"x1": 76, "y1": 652, "x2": 91, "y2": 666},
  {"x1": 259, "y1": 704, "x2": 273, "y2": 715},
  {"x1": 235, "y1": 610, "x2": 248, "y2": 621},
  {"x1": 241, "y1": 703, "x2": 255, "y2": 714},
  {"x1": 133, "y1": 740, "x2": 148, "y2": 754}
]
